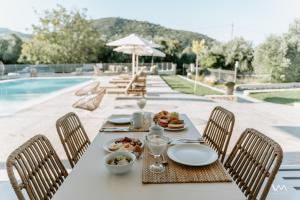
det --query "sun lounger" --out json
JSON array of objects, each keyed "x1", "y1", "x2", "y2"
[
  {"x1": 111, "y1": 74, "x2": 131, "y2": 81},
  {"x1": 7, "y1": 72, "x2": 20, "y2": 79},
  {"x1": 109, "y1": 79, "x2": 131, "y2": 84},
  {"x1": 74, "y1": 68, "x2": 83, "y2": 75},
  {"x1": 73, "y1": 88, "x2": 106, "y2": 111},
  {"x1": 106, "y1": 74, "x2": 146, "y2": 96},
  {"x1": 75, "y1": 81, "x2": 100, "y2": 96},
  {"x1": 93, "y1": 65, "x2": 103, "y2": 76},
  {"x1": 119, "y1": 74, "x2": 131, "y2": 79},
  {"x1": 109, "y1": 72, "x2": 146, "y2": 84}
]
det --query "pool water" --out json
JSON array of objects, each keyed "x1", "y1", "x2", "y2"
[{"x1": 0, "y1": 78, "x2": 91, "y2": 115}]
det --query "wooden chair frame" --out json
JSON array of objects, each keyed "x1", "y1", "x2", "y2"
[
  {"x1": 6, "y1": 135, "x2": 68, "y2": 200},
  {"x1": 203, "y1": 106, "x2": 235, "y2": 162},
  {"x1": 56, "y1": 112, "x2": 91, "y2": 168},
  {"x1": 225, "y1": 128, "x2": 283, "y2": 200}
]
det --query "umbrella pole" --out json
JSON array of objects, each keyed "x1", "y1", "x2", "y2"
[
  {"x1": 136, "y1": 55, "x2": 139, "y2": 73},
  {"x1": 132, "y1": 53, "x2": 135, "y2": 76},
  {"x1": 194, "y1": 55, "x2": 199, "y2": 94},
  {"x1": 151, "y1": 56, "x2": 154, "y2": 66}
]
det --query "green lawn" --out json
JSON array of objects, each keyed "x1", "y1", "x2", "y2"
[
  {"x1": 161, "y1": 75, "x2": 222, "y2": 96},
  {"x1": 250, "y1": 90, "x2": 300, "y2": 105}
]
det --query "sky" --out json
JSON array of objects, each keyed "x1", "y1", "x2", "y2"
[{"x1": 0, "y1": 0, "x2": 300, "y2": 44}]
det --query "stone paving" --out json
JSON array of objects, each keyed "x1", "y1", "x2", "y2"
[{"x1": 0, "y1": 75, "x2": 300, "y2": 199}]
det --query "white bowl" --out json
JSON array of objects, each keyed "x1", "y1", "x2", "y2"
[{"x1": 104, "y1": 152, "x2": 136, "y2": 175}]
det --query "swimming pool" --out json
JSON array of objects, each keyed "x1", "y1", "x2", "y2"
[{"x1": 0, "y1": 77, "x2": 91, "y2": 115}]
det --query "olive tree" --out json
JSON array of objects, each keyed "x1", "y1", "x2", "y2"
[
  {"x1": 0, "y1": 34, "x2": 23, "y2": 64},
  {"x1": 253, "y1": 19, "x2": 300, "y2": 82},
  {"x1": 223, "y1": 37, "x2": 254, "y2": 72},
  {"x1": 19, "y1": 5, "x2": 103, "y2": 64},
  {"x1": 253, "y1": 35, "x2": 290, "y2": 82}
]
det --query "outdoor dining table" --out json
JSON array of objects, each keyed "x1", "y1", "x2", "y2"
[{"x1": 52, "y1": 114, "x2": 245, "y2": 200}]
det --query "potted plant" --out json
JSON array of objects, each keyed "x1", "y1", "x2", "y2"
[
  {"x1": 150, "y1": 65, "x2": 158, "y2": 75},
  {"x1": 224, "y1": 81, "x2": 235, "y2": 95},
  {"x1": 186, "y1": 69, "x2": 192, "y2": 79}
]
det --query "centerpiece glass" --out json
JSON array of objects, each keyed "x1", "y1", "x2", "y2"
[
  {"x1": 146, "y1": 135, "x2": 169, "y2": 173},
  {"x1": 137, "y1": 98, "x2": 147, "y2": 112}
]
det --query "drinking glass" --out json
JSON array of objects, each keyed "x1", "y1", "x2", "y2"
[
  {"x1": 144, "y1": 112, "x2": 154, "y2": 129},
  {"x1": 137, "y1": 98, "x2": 147, "y2": 112},
  {"x1": 146, "y1": 135, "x2": 169, "y2": 173}
]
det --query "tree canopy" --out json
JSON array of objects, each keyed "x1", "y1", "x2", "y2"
[
  {"x1": 200, "y1": 38, "x2": 254, "y2": 73},
  {"x1": 253, "y1": 19, "x2": 300, "y2": 82},
  {"x1": 0, "y1": 34, "x2": 23, "y2": 64},
  {"x1": 19, "y1": 5, "x2": 104, "y2": 64}
]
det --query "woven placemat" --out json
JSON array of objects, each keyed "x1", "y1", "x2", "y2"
[
  {"x1": 99, "y1": 114, "x2": 150, "y2": 132},
  {"x1": 142, "y1": 147, "x2": 232, "y2": 184}
]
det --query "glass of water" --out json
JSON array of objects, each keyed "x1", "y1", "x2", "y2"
[
  {"x1": 137, "y1": 97, "x2": 147, "y2": 112},
  {"x1": 146, "y1": 135, "x2": 169, "y2": 173}
]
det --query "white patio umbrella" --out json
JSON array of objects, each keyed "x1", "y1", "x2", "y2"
[
  {"x1": 114, "y1": 46, "x2": 165, "y2": 57},
  {"x1": 107, "y1": 34, "x2": 161, "y2": 75},
  {"x1": 113, "y1": 45, "x2": 165, "y2": 72}
]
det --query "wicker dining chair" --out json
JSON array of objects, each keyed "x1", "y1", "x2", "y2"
[
  {"x1": 202, "y1": 106, "x2": 235, "y2": 162},
  {"x1": 224, "y1": 128, "x2": 283, "y2": 200},
  {"x1": 6, "y1": 135, "x2": 68, "y2": 200},
  {"x1": 56, "y1": 112, "x2": 91, "y2": 168}
]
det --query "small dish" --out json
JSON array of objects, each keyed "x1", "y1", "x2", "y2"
[
  {"x1": 104, "y1": 151, "x2": 136, "y2": 174},
  {"x1": 107, "y1": 117, "x2": 131, "y2": 124},
  {"x1": 103, "y1": 137, "x2": 144, "y2": 153},
  {"x1": 164, "y1": 125, "x2": 187, "y2": 131}
]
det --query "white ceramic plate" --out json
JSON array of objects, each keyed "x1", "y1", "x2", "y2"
[
  {"x1": 103, "y1": 138, "x2": 144, "y2": 153},
  {"x1": 107, "y1": 117, "x2": 131, "y2": 124},
  {"x1": 167, "y1": 143, "x2": 218, "y2": 166},
  {"x1": 164, "y1": 124, "x2": 187, "y2": 131}
]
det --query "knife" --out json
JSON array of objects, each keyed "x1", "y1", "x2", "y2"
[{"x1": 100, "y1": 127, "x2": 130, "y2": 132}]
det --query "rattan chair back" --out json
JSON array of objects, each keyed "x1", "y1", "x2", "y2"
[
  {"x1": 56, "y1": 112, "x2": 91, "y2": 168},
  {"x1": 72, "y1": 88, "x2": 106, "y2": 111},
  {"x1": 75, "y1": 81, "x2": 100, "y2": 96},
  {"x1": 203, "y1": 106, "x2": 235, "y2": 162},
  {"x1": 225, "y1": 128, "x2": 283, "y2": 200},
  {"x1": 6, "y1": 135, "x2": 68, "y2": 200}
]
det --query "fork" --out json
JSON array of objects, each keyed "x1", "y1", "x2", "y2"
[{"x1": 169, "y1": 138, "x2": 205, "y2": 145}]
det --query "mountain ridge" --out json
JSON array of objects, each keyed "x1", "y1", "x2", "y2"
[
  {"x1": 0, "y1": 27, "x2": 31, "y2": 39},
  {"x1": 0, "y1": 17, "x2": 214, "y2": 46},
  {"x1": 92, "y1": 17, "x2": 214, "y2": 46}
]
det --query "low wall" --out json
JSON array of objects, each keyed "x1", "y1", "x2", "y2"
[
  {"x1": 236, "y1": 82, "x2": 300, "y2": 91},
  {"x1": 0, "y1": 62, "x2": 177, "y2": 80}
]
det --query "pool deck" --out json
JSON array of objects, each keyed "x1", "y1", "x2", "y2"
[{"x1": 1, "y1": 75, "x2": 300, "y2": 199}]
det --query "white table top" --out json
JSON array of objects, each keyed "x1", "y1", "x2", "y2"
[{"x1": 52, "y1": 114, "x2": 245, "y2": 200}]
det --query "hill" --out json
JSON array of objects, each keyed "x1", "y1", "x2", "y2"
[
  {"x1": 1, "y1": 18, "x2": 214, "y2": 46},
  {"x1": 0, "y1": 27, "x2": 31, "y2": 40},
  {"x1": 92, "y1": 17, "x2": 214, "y2": 46}
]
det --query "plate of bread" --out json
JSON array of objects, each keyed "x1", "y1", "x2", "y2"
[{"x1": 154, "y1": 111, "x2": 186, "y2": 131}]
